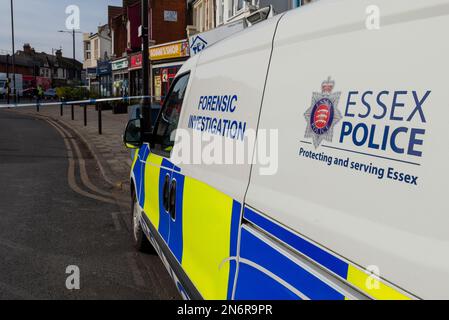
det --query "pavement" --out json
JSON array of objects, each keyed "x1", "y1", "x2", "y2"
[{"x1": 0, "y1": 108, "x2": 180, "y2": 300}]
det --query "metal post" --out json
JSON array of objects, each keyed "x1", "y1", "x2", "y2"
[
  {"x1": 98, "y1": 103, "x2": 102, "y2": 135},
  {"x1": 141, "y1": 0, "x2": 151, "y2": 132},
  {"x1": 10, "y1": 0, "x2": 16, "y2": 104},
  {"x1": 83, "y1": 104, "x2": 87, "y2": 126},
  {"x1": 6, "y1": 54, "x2": 10, "y2": 105},
  {"x1": 72, "y1": 28, "x2": 77, "y2": 83},
  {"x1": 71, "y1": 104, "x2": 74, "y2": 120},
  {"x1": 60, "y1": 102, "x2": 63, "y2": 116},
  {"x1": 36, "y1": 97, "x2": 39, "y2": 112},
  {"x1": 72, "y1": 29, "x2": 76, "y2": 63}
]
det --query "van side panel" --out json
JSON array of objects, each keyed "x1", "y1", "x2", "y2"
[
  {"x1": 170, "y1": 16, "x2": 283, "y2": 299},
  {"x1": 245, "y1": 0, "x2": 449, "y2": 299},
  {"x1": 173, "y1": 15, "x2": 283, "y2": 204}
]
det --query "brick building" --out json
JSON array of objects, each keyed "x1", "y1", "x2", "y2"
[
  {"x1": 0, "y1": 43, "x2": 82, "y2": 94},
  {"x1": 107, "y1": 0, "x2": 188, "y2": 97},
  {"x1": 150, "y1": 0, "x2": 187, "y2": 44},
  {"x1": 0, "y1": 55, "x2": 35, "y2": 76}
]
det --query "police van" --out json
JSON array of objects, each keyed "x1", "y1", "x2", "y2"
[{"x1": 124, "y1": 0, "x2": 449, "y2": 300}]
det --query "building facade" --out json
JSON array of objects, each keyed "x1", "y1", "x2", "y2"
[
  {"x1": 123, "y1": 0, "x2": 188, "y2": 96},
  {"x1": 190, "y1": 0, "x2": 215, "y2": 34},
  {"x1": 216, "y1": 0, "x2": 314, "y2": 26},
  {"x1": 150, "y1": 39, "x2": 190, "y2": 103},
  {"x1": 0, "y1": 43, "x2": 82, "y2": 92},
  {"x1": 83, "y1": 25, "x2": 113, "y2": 96}
]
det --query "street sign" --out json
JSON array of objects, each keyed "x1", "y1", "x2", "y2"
[{"x1": 164, "y1": 10, "x2": 178, "y2": 22}]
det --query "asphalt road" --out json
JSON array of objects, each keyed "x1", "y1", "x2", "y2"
[{"x1": 0, "y1": 110, "x2": 179, "y2": 300}]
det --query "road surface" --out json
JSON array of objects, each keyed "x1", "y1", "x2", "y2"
[{"x1": 0, "y1": 110, "x2": 179, "y2": 300}]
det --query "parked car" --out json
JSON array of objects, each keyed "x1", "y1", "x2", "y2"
[
  {"x1": 44, "y1": 88, "x2": 57, "y2": 100},
  {"x1": 22, "y1": 87, "x2": 37, "y2": 99}
]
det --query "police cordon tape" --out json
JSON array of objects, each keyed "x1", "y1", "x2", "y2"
[
  {"x1": 0, "y1": 95, "x2": 164, "y2": 135},
  {"x1": 0, "y1": 95, "x2": 162, "y2": 109}
]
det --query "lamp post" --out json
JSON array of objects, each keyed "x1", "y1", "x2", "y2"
[
  {"x1": 6, "y1": 54, "x2": 10, "y2": 104},
  {"x1": 58, "y1": 29, "x2": 82, "y2": 81},
  {"x1": 141, "y1": 0, "x2": 151, "y2": 132},
  {"x1": 10, "y1": 0, "x2": 16, "y2": 104}
]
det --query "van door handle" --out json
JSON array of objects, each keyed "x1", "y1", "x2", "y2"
[
  {"x1": 169, "y1": 180, "x2": 177, "y2": 221},
  {"x1": 162, "y1": 174, "x2": 170, "y2": 212}
]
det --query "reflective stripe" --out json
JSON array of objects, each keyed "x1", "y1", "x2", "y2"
[
  {"x1": 143, "y1": 153, "x2": 163, "y2": 230},
  {"x1": 244, "y1": 207, "x2": 412, "y2": 300},
  {"x1": 346, "y1": 266, "x2": 410, "y2": 300},
  {"x1": 244, "y1": 207, "x2": 348, "y2": 279}
]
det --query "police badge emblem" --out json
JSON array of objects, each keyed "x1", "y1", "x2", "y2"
[{"x1": 304, "y1": 77, "x2": 342, "y2": 148}]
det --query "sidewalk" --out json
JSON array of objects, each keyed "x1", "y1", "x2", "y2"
[{"x1": 11, "y1": 104, "x2": 132, "y2": 188}]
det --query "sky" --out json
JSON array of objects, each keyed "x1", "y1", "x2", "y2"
[{"x1": 0, "y1": 0, "x2": 122, "y2": 62}]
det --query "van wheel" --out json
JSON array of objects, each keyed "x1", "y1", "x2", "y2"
[{"x1": 131, "y1": 195, "x2": 154, "y2": 253}]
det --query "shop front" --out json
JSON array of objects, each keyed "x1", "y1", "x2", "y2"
[
  {"x1": 86, "y1": 67, "x2": 99, "y2": 96},
  {"x1": 150, "y1": 40, "x2": 190, "y2": 105},
  {"x1": 97, "y1": 61, "x2": 112, "y2": 97},
  {"x1": 111, "y1": 57, "x2": 129, "y2": 97},
  {"x1": 128, "y1": 52, "x2": 143, "y2": 97}
]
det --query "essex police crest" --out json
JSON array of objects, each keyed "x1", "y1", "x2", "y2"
[{"x1": 304, "y1": 77, "x2": 342, "y2": 148}]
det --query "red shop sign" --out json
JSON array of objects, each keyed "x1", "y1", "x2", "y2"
[{"x1": 130, "y1": 54, "x2": 143, "y2": 70}]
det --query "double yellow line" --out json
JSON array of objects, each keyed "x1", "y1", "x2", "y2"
[{"x1": 43, "y1": 117, "x2": 118, "y2": 205}]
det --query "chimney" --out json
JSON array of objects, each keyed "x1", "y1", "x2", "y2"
[
  {"x1": 55, "y1": 49, "x2": 63, "y2": 58},
  {"x1": 23, "y1": 43, "x2": 32, "y2": 54}
]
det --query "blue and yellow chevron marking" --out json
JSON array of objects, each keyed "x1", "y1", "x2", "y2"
[
  {"x1": 243, "y1": 207, "x2": 412, "y2": 300},
  {"x1": 133, "y1": 150, "x2": 241, "y2": 300},
  {"x1": 182, "y1": 176, "x2": 241, "y2": 300},
  {"x1": 235, "y1": 226, "x2": 345, "y2": 300},
  {"x1": 142, "y1": 153, "x2": 163, "y2": 231},
  {"x1": 132, "y1": 149, "x2": 411, "y2": 300},
  {"x1": 133, "y1": 145, "x2": 150, "y2": 209}
]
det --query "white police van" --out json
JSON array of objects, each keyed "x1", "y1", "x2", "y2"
[{"x1": 124, "y1": 0, "x2": 449, "y2": 300}]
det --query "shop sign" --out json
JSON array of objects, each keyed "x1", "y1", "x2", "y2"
[
  {"x1": 97, "y1": 62, "x2": 112, "y2": 76},
  {"x1": 150, "y1": 41, "x2": 189, "y2": 61},
  {"x1": 164, "y1": 10, "x2": 178, "y2": 22},
  {"x1": 189, "y1": 19, "x2": 245, "y2": 56},
  {"x1": 86, "y1": 67, "x2": 98, "y2": 78},
  {"x1": 162, "y1": 69, "x2": 168, "y2": 82},
  {"x1": 112, "y1": 58, "x2": 129, "y2": 71},
  {"x1": 129, "y1": 53, "x2": 143, "y2": 70},
  {"x1": 154, "y1": 76, "x2": 162, "y2": 100}
]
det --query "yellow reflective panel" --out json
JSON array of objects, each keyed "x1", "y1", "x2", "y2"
[
  {"x1": 143, "y1": 153, "x2": 164, "y2": 230},
  {"x1": 126, "y1": 143, "x2": 139, "y2": 150},
  {"x1": 346, "y1": 265, "x2": 411, "y2": 300},
  {"x1": 131, "y1": 149, "x2": 139, "y2": 169},
  {"x1": 182, "y1": 177, "x2": 234, "y2": 300}
]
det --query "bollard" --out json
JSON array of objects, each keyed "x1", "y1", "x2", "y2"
[
  {"x1": 84, "y1": 104, "x2": 87, "y2": 126},
  {"x1": 60, "y1": 102, "x2": 63, "y2": 116},
  {"x1": 98, "y1": 103, "x2": 102, "y2": 135},
  {"x1": 71, "y1": 104, "x2": 74, "y2": 120},
  {"x1": 36, "y1": 98, "x2": 40, "y2": 112}
]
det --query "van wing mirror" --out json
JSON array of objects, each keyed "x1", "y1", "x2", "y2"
[{"x1": 123, "y1": 118, "x2": 143, "y2": 149}]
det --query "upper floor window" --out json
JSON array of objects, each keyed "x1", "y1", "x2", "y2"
[
  {"x1": 237, "y1": 0, "x2": 244, "y2": 11},
  {"x1": 218, "y1": 0, "x2": 224, "y2": 25}
]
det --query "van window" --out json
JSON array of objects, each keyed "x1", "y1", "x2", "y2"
[{"x1": 152, "y1": 72, "x2": 190, "y2": 158}]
